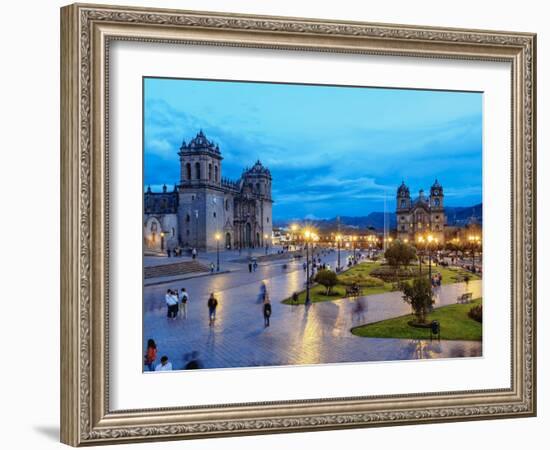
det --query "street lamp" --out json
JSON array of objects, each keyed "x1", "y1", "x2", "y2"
[
  {"x1": 468, "y1": 234, "x2": 481, "y2": 273},
  {"x1": 426, "y1": 234, "x2": 434, "y2": 283},
  {"x1": 215, "y1": 232, "x2": 221, "y2": 272},
  {"x1": 304, "y1": 229, "x2": 312, "y2": 305},
  {"x1": 264, "y1": 233, "x2": 269, "y2": 255},
  {"x1": 335, "y1": 234, "x2": 342, "y2": 272},
  {"x1": 290, "y1": 224, "x2": 298, "y2": 250},
  {"x1": 417, "y1": 235, "x2": 425, "y2": 274}
]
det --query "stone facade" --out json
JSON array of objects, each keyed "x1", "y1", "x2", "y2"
[
  {"x1": 395, "y1": 180, "x2": 445, "y2": 243},
  {"x1": 144, "y1": 130, "x2": 273, "y2": 252}
]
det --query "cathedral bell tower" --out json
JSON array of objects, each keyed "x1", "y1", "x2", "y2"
[
  {"x1": 178, "y1": 130, "x2": 223, "y2": 188},
  {"x1": 429, "y1": 179, "x2": 444, "y2": 211},
  {"x1": 396, "y1": 181, "x2": 411, "y2": 211},
  {"x1": 176, "y1": 130, "x2": 224, "y2": 251}
]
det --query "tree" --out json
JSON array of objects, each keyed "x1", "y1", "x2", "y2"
[
  {"x1": 399, "y1": 276, "x2": 433, "y2": 324},
  {"x1": 315, "y1": 269, "x2": 338, "y2": 295},
  {"x1": 384, "y1": 240, "x2": 417, "y2": 277}
]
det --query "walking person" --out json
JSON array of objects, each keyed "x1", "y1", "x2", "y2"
[
  {"x1": 192, "y1": 248, "x2": 197, "y2": 260},
  {"x1": 180, "y1": 287, "x2": 189, "y2": 319},
  {"x1": 263, "y1": 295, "x2": 272, "y2": 327},
  {"x1": 144, "y1": 339, "x2": 157, "y2": 371},
  {"x1": 253, "y1": 260, "x2": 258, "y2": 272},
  {"x1": 207, "y1": 292, "x2": 218, "y2": 326},
  {"x1": 257, "y1": 281, "x2": 268, "y2": 304},
  {"x1": 248, "y1": 261, "x2": 253, "y2": 273}
]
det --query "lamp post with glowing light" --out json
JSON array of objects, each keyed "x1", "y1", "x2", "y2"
[
  {"x1": 416, "y1": 236, "x2": 425, "y2": 274},
  {"x1": 215, "y1": 233, "x2": 221, "y2": 272},
  {"x1": 468, "y1": 234, "x2": 481, "y2": 273},
  {"x1": 160, "y1": 231, "x2": 166, "y2": 253},
  {"x1": 426, "y1": 234, "x2": 434, "y2": 283},
  {"x1": 290, "y1": 224, "x2": 298, "y2": 251},
  {"x1": 264, "y1": 233, "x2": 269, "y2": 255},
  {"x1": 335, "y1": 234, "x2": 342, "y2": 272},
  {"x1": 304, "y1": 229, "x2": 312, "y2": 305}
]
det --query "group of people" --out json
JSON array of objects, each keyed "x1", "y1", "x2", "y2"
[
  {"x1": 166, "y1": 247, "x2": 184, "y2": 257},
  {"x1": 144, "y1": 339, "x2": 203, "y2": 371},
  {"x1": 165, "y1": 288, "x2": 189, "y2": 319},
  {"x1": 144, "y1": 339, "x2": 173, "y2": 371},
  {"x1": 431, "y1": 273, "x2": 443, "y2": 288},
  {"x1": 248, "y1": 260, "x2": 259, "y2": 273}
]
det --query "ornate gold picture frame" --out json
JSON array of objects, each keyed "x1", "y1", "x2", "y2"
[{"x1": 60, "y1": 3, "x2": 536, "y2": 446}]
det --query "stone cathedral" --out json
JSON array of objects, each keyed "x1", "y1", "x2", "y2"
[
  {"x1": 396, "y1": 179, "x2": 446, "y2": 243},
  {"x1": 144, "y1": 130, "x2": 273, "y2": 253}
]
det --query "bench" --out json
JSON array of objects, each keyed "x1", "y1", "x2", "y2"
[{"x1": 456, "y1": 292, "x2": 473, "y2": 304}]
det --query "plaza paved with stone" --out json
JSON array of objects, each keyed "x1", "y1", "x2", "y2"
[{"x1": 143, "y1": 250, "x2": 482, "y2": 371}]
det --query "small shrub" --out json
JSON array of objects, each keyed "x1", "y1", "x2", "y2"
[
  {"x1": 314, "y1": 270, "x2": 338, "y2": 295},
  {"x1": 468, "y1": 305, "x2": 482, "y2": 323},
  {"x1": 370, "y1": 265, "x2": 415, "y2": 282},
  {"x1": 339, "y1": 273, "x2": 384, "y2": 287}
]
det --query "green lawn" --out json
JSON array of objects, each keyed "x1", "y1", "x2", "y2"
[
  {"x1": 351, "y1": 298, "x2": 482, "y2": 341},
  {"x1": 281, "y1": 261, "x2": 480, "y2": 305}
]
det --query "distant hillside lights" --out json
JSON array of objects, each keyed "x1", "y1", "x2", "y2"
[{"x1": 396, "y1": 180, "x2": 446, "y2": 244}]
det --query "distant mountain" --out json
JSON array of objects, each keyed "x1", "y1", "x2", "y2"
[
  {"x1": 274, "y1": 203, "x2": 482, "y2": 231},
  {"x1": 444, "y1": 203, "x2": 483, "y2": 227}
]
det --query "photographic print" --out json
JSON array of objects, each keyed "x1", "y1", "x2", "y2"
[{"x1": 142, "y1": 77, "x2": 483, "y2": 372}]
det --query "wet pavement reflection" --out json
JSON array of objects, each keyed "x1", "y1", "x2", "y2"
[{"x1": 143, "y1": 251, "x2": 482, "y2": 371}]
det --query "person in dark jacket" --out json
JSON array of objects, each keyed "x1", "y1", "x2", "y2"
[
  {"x1": 263, "y1": 296, "x2": 272, "y2": 327},
  {"x1": 207, "y1": 292, "x2": 218, "y2": 325}
]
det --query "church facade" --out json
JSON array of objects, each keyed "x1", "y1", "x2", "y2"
[
  {"x1": 395, "y1": 180, "x2": 446, "y2": 243},
  {"x1": 144, "y1": 130, "x2": 273, "y2": 253}
]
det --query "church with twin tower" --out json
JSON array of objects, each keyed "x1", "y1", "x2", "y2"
[
  {"x1": 396, "y1": 179, "x2": 446, "y2": 243},
  {"x1": 144, "y1": 130, "x2": 273, "y2": 253}
]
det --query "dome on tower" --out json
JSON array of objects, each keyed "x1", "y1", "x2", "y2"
[
  {"x1": 431, "y1": 179, "x2": 443, "y2": 194},
  {"x1": 397, "y1": 181, "x2": 410, "y2": 197},
  {"x1": 179, "y1": 130, "x2": 220, "y2": 154},
  {"x1": 244, "y1": 160, "x2": 271, "y2": 177}
]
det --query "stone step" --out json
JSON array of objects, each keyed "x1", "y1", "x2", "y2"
[{"x1": 144, "y1": 261, "x2": 209, "y2": 279}]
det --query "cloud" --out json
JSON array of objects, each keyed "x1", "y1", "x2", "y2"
[{"x1": 144, "y1": 81, "x2": 482, "y2": 219}]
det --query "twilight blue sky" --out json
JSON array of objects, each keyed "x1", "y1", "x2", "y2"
[{"x1": 144, "y1": 77, "x2": 482, "y2": 221}]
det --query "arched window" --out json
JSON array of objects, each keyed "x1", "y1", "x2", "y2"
[
  {"x1": 208, "y1": 163, "x2": 212, "y2": 181},
  {"x1": 185, "y1": 163, "x2": 191, "y2": 180},
  {"x1": 185, "y1": 214, "x2": 190, "y2": 223},
  {"x1": 256, "y1": 183, "x2": 260, "y2": 193},
  {"x1": 215, "y1": 165, "x2": 218, "y2": 182},
  {"x1": 225, "y1": 199, "x2": 229, "y2": 211},
  {"x1": 195, "y1": 162, "x2": 201, "y2": 180}
]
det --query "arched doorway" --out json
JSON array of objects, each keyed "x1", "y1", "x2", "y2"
[
  {"x1": 245, "y1": 223, "x2": 252, "y2": 248},
  {"x1": 144, "y1": 217, "x2": 162, "y2": 252},
  {"x1": 225, "y1": 232, "x2": 232, "y2": 249},
  {"x1": 256, "y1": 232, "x2": 260, "y2": 247}
]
